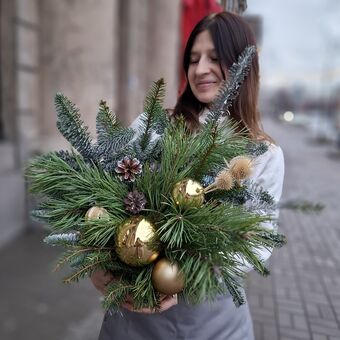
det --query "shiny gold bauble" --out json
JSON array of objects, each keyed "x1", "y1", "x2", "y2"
[
  {"x1": 115, "y1": 216, "x2": 159, "y2": 267},
  {"x1": 85, "y1": 206, "x2": 109, "y2": 220},
  {"x1": 151, "y1": 258, "x2": 185, "y2": 295},
  {"x1": 172, "y1": 179, "x2": 204, "y2": 206}
]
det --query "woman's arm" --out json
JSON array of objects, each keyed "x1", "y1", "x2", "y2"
[{"x1": 241, "y1": 143, "x2": 285, "y2": 271}]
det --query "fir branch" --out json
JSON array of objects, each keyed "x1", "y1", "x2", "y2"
[
  {"x1": 44, "y1": 232, "x2": 80, "y2": 246},
  {"x1": 96, "y1": 100, "x2": 135, "y2": 157},
  {"x1": 138, "y1": 78, "x2": 167, "y2": 151},
  {"x1": 208, "y1": 45, "x2": 256, "y2": 123},
  {"x1": 279, "y1": 199, "x2": 324, "y2": 213},
  {"x1": 55, "y1": 93, "x2": 94, "y2": 159},
  {"x1": 220, "y1": 270, "x2": 246, "y2": 306},
  {"x1": 55, "y1": 150, "x2": 80, "y2": 170},
  {"x1": 246, "y1": 141, "x2": 269, "y2": 157}
]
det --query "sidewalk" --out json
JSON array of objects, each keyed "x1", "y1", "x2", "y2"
[
  {"x1": 1, "y1": 116, "x2": 340, "y2": 340},
  {"x1": 247, "y1": 117, "x2": 340, "y2": 340}
]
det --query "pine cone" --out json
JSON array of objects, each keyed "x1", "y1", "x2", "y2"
[
  {"x1": 124, "y1": 190, "x2": 147, "y2": 214},
  {"x1": 115, "y1": 156, "x2": 142, "y2": 182}
]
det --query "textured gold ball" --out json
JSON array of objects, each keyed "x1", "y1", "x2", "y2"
[
  {"x1": 85, "y1": 206, "x2": 109, "y2": 220},
  {"x1": 229, "y1": 156, "x2": 253, "y2": 181},
  {"x1": 151, "y1": 258, "x2": 185, "y2": 295},
  {"x1": 115, "y1": 216, "x2": 159, "y2": 267},
  {"x1": 172, "y1": 179, "x2": 204, "y2": 206}
]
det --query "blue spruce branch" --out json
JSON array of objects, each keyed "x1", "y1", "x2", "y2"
[{"x1": 55, "y1": 93, "x2": 94, "y2": 160}]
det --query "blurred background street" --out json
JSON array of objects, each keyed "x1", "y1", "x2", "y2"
[{"x1": 1, "y1": 0, "x2": 340, "y2": 339}]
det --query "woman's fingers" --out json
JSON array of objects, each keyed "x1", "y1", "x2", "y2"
[
  {"x1": 90, "y1": 270, "x2": 114, "y2": 294},
  {"x1": 121, "y1": 294, "x2": 178, "y2": 314}
]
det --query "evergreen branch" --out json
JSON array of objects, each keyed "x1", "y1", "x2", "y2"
[
  {"x1": 63, "y1": 260, "x2": 103, "y2": 283},
  {"x1": 131, "y1": 267, "x2": 160, "y2": 310},
  {"x1": 96, "y1": 100, "x2": 135, "y2": 157},
  {"x1": 102, "y1": 280, "x2": 133, "y2": 311},
  {"x1": 279, "y1": 199, "x2": 324, "y2": 213},
  {"x1": 221, "y1": 271, "x2": 246, "y2": 306},
  {"x1": 55, "y1": 93, "x2": 94, "y2": 159},
  {"x1": 208, "y1": 45, "x2": 256, "y2": 123},
  {"x1": 44, "y1": 232, "x2": 80, "y2": 246},
  {"x1": 192, "y1": 124, "x2": 218, "y2": 178},
  {"x1": 53, "y1": 248, "x2": 94, "y2": 272},
  {"x1": 138, "y1": 78, "x2": 167, "y2": 151},
  {"x1": 62, "y1": 250, "x2": 112, "y2": 283},
  {"x1": 81, "y1": 217, "x2": 124, "y2": 247}
]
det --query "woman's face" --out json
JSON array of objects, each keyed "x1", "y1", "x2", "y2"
[{"x1": 188, "y1": 30, "x2": 225, "y2": 104}]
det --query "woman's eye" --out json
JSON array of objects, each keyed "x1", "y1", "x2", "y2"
[
  {"x1": 190, "y1": 59, "x2": 199, "y2": 64},
  {"x1": 211, "y1": 57, "x2": 219, "y2": 62}
]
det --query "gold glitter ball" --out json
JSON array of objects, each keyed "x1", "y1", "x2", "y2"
[
  {"x1": 85, "y1": 206, "x2": 109, "y2": 220},
  {"x1": 172, "y1": 179, "x2": 204, "y2": 206},
  {"x1": 115, "y1": 216, "x2": 159, "y2": 266}
]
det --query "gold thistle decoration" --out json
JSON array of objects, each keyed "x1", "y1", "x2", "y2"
[
  {"x1": 85, "y1": 206, "x2": 109, "y2": 220},
  {"x1": 151, "y1": 258, "x2": 185, "y2": 295},
  {"x1": 172, "y1": 179, "x2": 204, "y2": 206},
  {"x1": 204, "y1": 170, "x2": 234, "y2": 193},
  {"x1": 115, "y1": 216, "x2": 159, "y2": 266},
  {"x1": 229, "y1": 156, "x2": 253, "y2": 182}
]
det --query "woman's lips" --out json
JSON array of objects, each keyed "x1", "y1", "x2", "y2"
[{"x1": 196, "y1": 81, "x2": 217, "y2": 91}]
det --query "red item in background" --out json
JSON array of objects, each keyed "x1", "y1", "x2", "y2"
[{"x1": 179, "y1": 0, "x2": 223, "y2": 94}]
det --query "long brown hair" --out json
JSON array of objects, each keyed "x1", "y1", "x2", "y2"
[{"x1": 173, "y1": 11, "x2": 273, "y2": 142}]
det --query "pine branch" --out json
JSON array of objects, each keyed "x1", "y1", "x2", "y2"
[
  {"x1": 189, "y1": 119, "x2": 250, "y2": 179},
  {"x1": 102, "y1": 280, "x2": 133, "y2": 311},
  {"x1": 55, "y1": 93, "x2": 94, "y2": 159},
  {"x1": 62, "y1": 250, "x2": 112, "y2": 283}
]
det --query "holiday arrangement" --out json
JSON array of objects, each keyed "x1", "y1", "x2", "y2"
[{"x1": 26, "y1": 46, "x2": 287, "y2": 311}]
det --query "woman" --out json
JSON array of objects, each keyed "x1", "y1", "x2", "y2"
[{"x1": 91, "y1": 11, "x2": 284, "y2": 340}]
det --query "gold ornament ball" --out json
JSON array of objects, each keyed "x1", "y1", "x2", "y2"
[
  {"x1": 172, "y1": 179, "x2": 204, "y2": 206},
  {"x1": 115, "y1": 216, "x2": 159, "y2": 267},
  {"x1": 151, "y1": 258, "x2": 185, "y2": 295},
  {"x1": 85, "y1": 206, "x2": 109, "y2": 220}
]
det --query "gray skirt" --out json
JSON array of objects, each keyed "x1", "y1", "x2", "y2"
[{"x1": 98, "y1": 294, "x2": 254, "y2": 340}]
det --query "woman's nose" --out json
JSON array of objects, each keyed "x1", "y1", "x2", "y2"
[{"x1": 196, "y1": 57, "x2": 210, "y2": 75}]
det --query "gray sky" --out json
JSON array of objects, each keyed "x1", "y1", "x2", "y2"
[{"x1": 247, "y1": 0, "x2": 340, "y2": 94}]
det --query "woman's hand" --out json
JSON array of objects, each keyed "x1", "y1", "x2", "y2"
[
  {"x1": 90, "y1": 269, "x2": 115, "y2": 295},
  {"x1": 121, "y1": 294, "x2": 178, "y2": 314},
  {"x1": 90, "y1": 269, "x2": 178, "y2": 313}
]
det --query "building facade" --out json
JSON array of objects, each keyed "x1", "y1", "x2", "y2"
[{"x1": 0, "y1": 0, "x2": 180, "y2": 247}]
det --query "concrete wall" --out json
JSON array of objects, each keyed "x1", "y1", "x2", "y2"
[{"x1": 39, "y1": 0, "x2": 119, "y2": 151}]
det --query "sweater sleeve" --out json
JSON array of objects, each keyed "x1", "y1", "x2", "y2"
[{"x1": 240, "y1": 143, "x2": 285, "y2": 272}]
